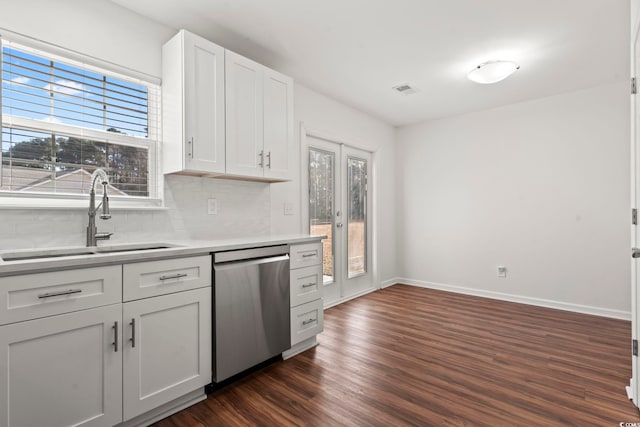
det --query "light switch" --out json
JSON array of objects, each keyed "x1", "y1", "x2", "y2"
[
  {"x1": 207, "y1": 198, "x2": 217, "y2": 215},
  {"x1": 284, "y1": 202, "x2": 294, "y2": 216}
]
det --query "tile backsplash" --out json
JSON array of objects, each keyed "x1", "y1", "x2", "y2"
[{"x1": 0, "y1": 175, "x2": 271, "y2": 250}]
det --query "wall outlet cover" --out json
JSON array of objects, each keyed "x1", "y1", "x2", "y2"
[
  {"x1": 207, "y1": 198, "x2": 217, "y2": 215},
  {"x1": 497, "y1": 266, "x2": 507, "y2": 278}
]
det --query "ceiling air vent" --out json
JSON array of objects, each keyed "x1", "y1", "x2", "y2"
[{"x1": 392, "y1": 83, "x2": 418, "y2": 96}]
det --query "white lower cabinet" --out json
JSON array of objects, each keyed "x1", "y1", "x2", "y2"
[
  {"x1": 284, "y1": 243, "x2": 324, "y2": 359},
  {"x1": 290, "y1": 298, "x2": 324, "y2": 345},
  {"x1": 122, "y1": 287, "x2": 211, "y2": 420},
  {"x1": 0, "y1": 304, "x2": 123, "y2": 427},
  {"x1": 0, "y1": 256, "x2": 212, "y2": 427}
]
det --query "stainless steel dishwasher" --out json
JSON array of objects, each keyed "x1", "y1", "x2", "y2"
[{"x1": 212, "y1": 245, "x2": 290, "y2": 382}]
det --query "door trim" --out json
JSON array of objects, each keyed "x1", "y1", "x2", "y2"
[{"x1": 630, "y1": 18, "x2": 640, "y2": 406}]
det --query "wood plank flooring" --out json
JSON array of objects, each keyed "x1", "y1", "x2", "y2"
[{"x1": 154, "y1": 284, "x2": 640, "y2": 426}]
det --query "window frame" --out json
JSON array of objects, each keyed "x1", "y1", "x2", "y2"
[{"x1": 0, "y1": 30, "x2": 162, "y2": 208}]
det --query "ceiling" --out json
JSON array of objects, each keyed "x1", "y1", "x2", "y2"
[{"x1": 110, "y1": 0, "x2": 629, "y2": 126}]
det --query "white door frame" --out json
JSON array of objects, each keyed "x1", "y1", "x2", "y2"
[
  {"x1": 630, "y1": 15, "x2": 640, "y2": 405},
  {"x1": 300, "y1": 123, "x2": 379, "y2": 307}
]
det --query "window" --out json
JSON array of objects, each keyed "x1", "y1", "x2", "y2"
[{"x1": 0, "y1": 37, "x2": 160, "y2": 203}]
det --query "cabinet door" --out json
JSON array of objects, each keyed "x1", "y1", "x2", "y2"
[
  {"x1": 183, "y1": 31, "x2": 226, "y2": 173},
  {"x1": 122, "y1": 287, "x2": 212, "y2": 421},
  {"x1": 0, "y1": 305, "x2": 122, "y2": 427},
  {"x1": 225, "y1": 50, "x2": 264, "y2": 178},
  {"x1": 263, "y1": 68, "x2": 293, "y2": 180}
]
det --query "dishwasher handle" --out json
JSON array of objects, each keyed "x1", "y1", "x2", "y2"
[
  {"x1": 214, "y1": 245, "x2": 289, "y2": 264},
  {"x1": 214, "y1": 254, "x2": 290, "y2": 271}
]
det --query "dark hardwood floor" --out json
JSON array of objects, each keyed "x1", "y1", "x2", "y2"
[{"x1": 154, "y1": 284, "x2": 640, "y2": 426}]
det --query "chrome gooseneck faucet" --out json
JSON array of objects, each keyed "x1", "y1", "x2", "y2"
[{"x1": 86, "y1": 168, "x2": 113, "y2": 247}]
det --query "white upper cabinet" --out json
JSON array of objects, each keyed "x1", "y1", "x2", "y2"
[
  {"x1": 225, "y1": 50, "x2": 294, "y2": 181},
  {"x1": 263, "y1": 67, "x2": 294, "y2": 181},
  {"x1": 162, "y1": 30, "x2": 293, "y2": 181},
  {"x1": 225, "y1": 51, "x2": 264, "y2": 178},
  {"x1": 163, "y1": 30, "x2": 226, "y2": 175}
]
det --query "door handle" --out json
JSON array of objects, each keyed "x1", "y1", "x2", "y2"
[
  {"x1": 633, "y1": 248, "x2": 640, "y2": 258},
  {"x1": 336, "y1": 223, "x2": 343, "y2": 228}
]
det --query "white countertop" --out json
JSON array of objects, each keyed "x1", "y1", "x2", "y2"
[{"x1": 0, "y1": 234, "x2": 324, "y2": 276}]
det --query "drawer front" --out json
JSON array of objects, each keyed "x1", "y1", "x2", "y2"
[
  {"x1": 290, "y1": 265, "x2": 323, "y2": 307},
  {"x1": 290, "y1": 242, "x2": 322, "y2": 269},
  {"x1": 0, "y1": 266, "x2": 122, "y2": 325},
  {"x1": 123, "y1": 255, "x2": 211, "y2": 301},
  {"x1": 291, "y1": 298, "x2": 324, "y2": 346}
]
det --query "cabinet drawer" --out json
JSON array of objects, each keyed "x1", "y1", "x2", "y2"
[
  {"x1": 290, "y1": 265, "x2": 323, "y2": 307},
  {"x1": 0, "y1": 266, "x2": 122, "y2": 325},
  {"x1": 123, "y1": 255, "x2": 211, "y2": 301},
  {"x1": 291, "y1": 299, "x2": 324, "y2": 346},
  {"x1": 290, "y1": 242, "x2": 322, "y2": 269}
]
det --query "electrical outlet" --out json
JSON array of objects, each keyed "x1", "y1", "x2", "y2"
[
  {"x1": 284, "y1": 202, "x2": 294, "y2": 216},
  {"x1": 207, "y1": 198, "x2": 217, "y2": 215},
  {"x1": 497, "y1": 266, "x2": 507, "y2": 278}
]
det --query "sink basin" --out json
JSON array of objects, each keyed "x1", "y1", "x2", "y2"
[
  {"x1": 0, "y1": 243, "x2": 181, "y2": 262},
  {"x1": 92, "y1": 243, "x2": 177, "y2": 254}
]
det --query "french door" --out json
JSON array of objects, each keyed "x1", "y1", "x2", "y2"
[{"x1": 304, "y1": 133, "x2": 373, "y2": 306}]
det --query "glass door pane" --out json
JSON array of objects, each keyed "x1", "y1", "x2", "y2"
[
  {"x1": 309, "y1": 148, "x2": 335, "y2": 284},
  {"x1": 347, "y1": 157, "x2": 367, "y2": 278}
]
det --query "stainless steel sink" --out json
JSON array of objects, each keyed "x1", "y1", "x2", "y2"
[{"x1": 0, "y1": 243, "x2": 181, "y2": 262}]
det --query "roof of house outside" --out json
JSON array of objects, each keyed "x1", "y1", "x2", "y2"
[{"x1": 1, "y1": 166, "x2": 127, "y2": 195}]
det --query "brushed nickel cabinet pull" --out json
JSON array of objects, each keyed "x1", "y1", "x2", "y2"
[
  {"x1": 302, "y1": 283, "x2": 316, "y2": 288},
  {"x1": 302, "y1": 253, "x2": 316, "y2": 258},
  {"x1": 38, "y1": 289, "x2": 82, "y2": 299},
  {"x1": 266, "y1": 151, "x2": 271, "y2": 169},
  {"x1": 302, "y1": 318, "x2": 316, "y2": 326},
  {"x1": 113, "y1": 321, "x2": 118, "y2": 352},
  {"x1": 130, "y1": 318, "x2": 136, "y2": 348},
  {"x1": 159, "y1": 273, "x2": 188, "y2": 281},
  {"x1": 258, "y1": 150, "x2": 264, "y2": 168}
]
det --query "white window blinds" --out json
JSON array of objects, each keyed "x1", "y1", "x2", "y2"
[{"x1": 1, "y1": 38, "x2": 160, "y2": 200}]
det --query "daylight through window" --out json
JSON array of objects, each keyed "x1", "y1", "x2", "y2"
[{"x1": 0, "y1": 38, "x2": 160, "y2": 200}]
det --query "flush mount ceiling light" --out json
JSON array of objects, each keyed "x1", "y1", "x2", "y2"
[{"x1": 467, "y1": 60, "x2": 520, "y2": 84}]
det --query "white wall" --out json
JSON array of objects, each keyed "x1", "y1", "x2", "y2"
[
  {"x1": 0, "y1": 0, "x2": 273, "y2": 248},
  {"x1": 0, "y1": 176, "x2": 270, "y2": 250},
  {"x1": 0, "y1": 0, "x2": 174, "y2": 78},
  {"x1": 270, "y1": 83, "x2": 397, "y2": 287},
  {"x1": 396, "y1": 82, "x2": 630, "y2": 318},
  {"x1": 0, "y1": 0, "x2": 397, "y2": 290}
]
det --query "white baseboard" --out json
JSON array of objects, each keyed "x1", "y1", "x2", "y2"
[
  {"x1": 324, "y1": 287, "x2": 377, "y2": 309},
  {"x1": 380, "y1": 278, "x2": 401, "y2": 289},
  {"x1": 117, "y1": 389, "x2": 206, "y2": 427},
  {"x1": 282, "y1": 336, "x2": 317, "y2": 360},
  {"x1": 394, "y1": 277, "x2": 631, "y2": 321}
]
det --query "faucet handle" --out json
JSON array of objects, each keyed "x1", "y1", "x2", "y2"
[{"x1": 95, "y1": 232, "x2": 113, "y2": 241}]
